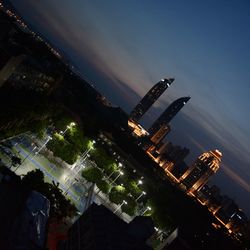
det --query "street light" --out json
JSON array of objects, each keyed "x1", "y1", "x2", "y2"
[
  {"x1": 114, "y1": 200, "x2": 127, "y2": 214},
  {"x1": 141, "y1": 206, "x2": 152, "y2": 216},
  {"x1": 80, "y1": 140, "x2": 96, "y2": 160},
  {"x1": 60, "y1": 122, "x2": 76, "y2": 135},
  {"x1": 69, "y1": 140, "x2": 96, "y2": 177},
  {"x1": 110, "y1": 171, "x2": 124, "y2": 185},
  {"x1": 136, "y1": 191, "x2": 146, "y2": 202},
  {"x1": 105, "y1": 163, "x2": 122, "y2": 180},
  {"x1": 14, "y1": 145, "x2": 37, "y2": 172},
  {"x1": 138, "y1": 180, "x2": 143, "y2": 185},
  {"x1": 34, "y1": 135, "x2": 52, "y2": 155}
]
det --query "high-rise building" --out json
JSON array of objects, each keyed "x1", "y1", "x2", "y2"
[
  {"x1": 180, "y1": 150, "x2": 222, "y2": 195},
  {"x1": 149, "y1": 96, "x2": 190, "y2": 136},
  {"x1": 150, "y1": 124, "x2": 171, "y2": 145},
  {"x1": 129, "y1": 78, "x2": 174, "y2": 122}
]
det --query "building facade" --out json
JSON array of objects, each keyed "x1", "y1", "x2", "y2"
[
  {"x1": 180, "y1": 150, "x2": 222, "y2": 195},
  {"x1": 129, "y1": 78, "x2": 174, "y2": 122}
]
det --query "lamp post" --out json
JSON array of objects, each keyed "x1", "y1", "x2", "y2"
[
  {"x1": 14, "y1": 145, "x2": 37, "y2": 172},
  {"x1": 60, "y1": 122, "x2": 76, "y2": 136},
  {"x1": 138, "y1": 180, "x2": 143, "y2": 185},
  {"x1": 105, "y1": 162, "x2": 122, "y2": 180},
  {"x1": 114, "y1": 200, "x2": 127, "y2": 214},
  {"x1": 110, "y1": 171, "x2": 124, "y2": 185},
  {"x1": 141, "y1": 206, "x2": 151, "y2": 215},
  {"x1": 81, "y1": 140, "x2": 96, "y2": 159},
  {"x1": 136, "y1": 191, "x2": 146, "y2": 202},
  {"x1": 34, "y1": 135, "x2": 52, "y2": 155}
]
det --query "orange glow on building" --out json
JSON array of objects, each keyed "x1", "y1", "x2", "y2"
[{"x1": 179, "y1": 150, "x2": 222, "y2": 195}]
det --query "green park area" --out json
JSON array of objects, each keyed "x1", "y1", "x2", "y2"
[{"x1": 0, "y1": 97, "x2": 180, "y2": 232}]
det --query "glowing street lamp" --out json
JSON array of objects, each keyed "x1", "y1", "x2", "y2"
[
  {"x1": 110, "y1": 171, "x2": 124, "y2": 185},
  {"x1": 81, "y1": 140, "x2": 96, "y2": 159},
  {"x1": 138, "y1": 180, "x2": 143, "y2": 185},
  {"x1": 106, "y1": 162, "x2": 122, "y2": 180},
  {"x1": 114, "y1": 200, "x2": 127, "y2": 214},
  {"x1": 60, "y1": 122, "x2": 76, "y2": 135},
  {"x1": 71, "y1": 140, "x2": 96, "y2": 172},
  {"x1": 34, "y1": 135, "x2": 52, "y2": 155},
  {"x1": 141, "y1": 206, "x2": 152, "y2": 215},
  {"x1": 136, "y1": 191, "x2": 146, "y2": 201}
]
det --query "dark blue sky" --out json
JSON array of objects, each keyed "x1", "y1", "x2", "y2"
[{"x1": 9, "y1": 0, "x2": 250, "y2": 214}]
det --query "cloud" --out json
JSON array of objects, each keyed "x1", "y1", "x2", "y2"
[{"x1": 221, "y1": 163, "x2": 250, "y2": 193}]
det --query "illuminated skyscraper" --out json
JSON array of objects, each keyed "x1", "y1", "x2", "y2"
[
  {"x1": 180, "y1": 150, "x2": 222, "y2": 195},
  {"x1": 149, "y1": 96, "x2": 190, "y2": 136},
  {"x1": 129, "y1": 78, "x2": 174, "y2": 122}
]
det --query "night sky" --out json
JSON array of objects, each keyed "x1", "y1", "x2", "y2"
[{"x1": 9, "y1": 0, "x2": 250, "y2": 215}]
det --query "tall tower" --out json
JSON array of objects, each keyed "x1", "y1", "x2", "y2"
[
  {"x1": 149, "y1": 96, "x2": 190, "y2": 136},
  {"x1": 150, "y1": 124, "x2": 171, "y2": 145},
  {"x1": 180, "y1": 150, "x2": 222, "y2": 195},
  {"x1": 129, "y1": 78, "x2": 174, "y2": 122}
]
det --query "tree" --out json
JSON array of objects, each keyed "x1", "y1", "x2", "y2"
[
  {"x1": 124, "y1": 179, "x2": 141, "y2": 198},
  {"x1": 22, "y1": 169, "x2": 45, "y2": 190},
  {"x1": 121, "y1": 196, "x2": 137, "y2": 216},
  {"x1": 81, "y1": 167, "x2": 103, "y2": 183},
  {"x1": 109, "y1": 185, "x2": 126, "y2": 204},
  {"x1": 104, "y1": 162, "x2": 118, "y2": 176},
  {"x1": 90, "y1": 147, "x2": 114, "y2": 170},
  {"x1": 47, "y1": 133, "x2": 79, "y2": 164},
  {"x1": 96, "y1": 179, "x2": 111, "y2": 194},
  {"x1": 30, "y1": 119, "x2": 48, "y2": 139},
  {"x1": 65, "y1": 126, "x2": 89, "y2": 152}
]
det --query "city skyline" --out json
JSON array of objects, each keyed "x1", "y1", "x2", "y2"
[{"x1": 8, "y1": 0, "x2": 250, "y2": 215}]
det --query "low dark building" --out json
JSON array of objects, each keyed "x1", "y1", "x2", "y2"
[{"x1": 59, "y1": 203, "x2": 154, "y2": 250}]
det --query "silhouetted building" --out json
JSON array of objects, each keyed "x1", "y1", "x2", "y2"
[
  {"x1": 130, "y1": 78, "x2": 174, "y2": 122},
  {"x1": 149, "y1": 96, "x2": 190, "y2": 136},
  {"x1": 180, "y1": 150, "x2": 222, "y2": 195},
  {"x1": 59, "y1": 203, "x2": 154, "y2": 250}
]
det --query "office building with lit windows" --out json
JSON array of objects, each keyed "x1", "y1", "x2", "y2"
[
  {"x1": 129, "y1": 78, "x2": 174, "y2": 122},
  {"x1": 180, "y1": 150, "x2": 222, "y2": 195}
]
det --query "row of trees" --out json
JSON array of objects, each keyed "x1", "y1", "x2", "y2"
[
  {"x1": 81, "y1": 145, "x2": 148, "y2": 216},
  {"x1": 46, "y1": 117, "x2": 90, "y2": 164}
]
